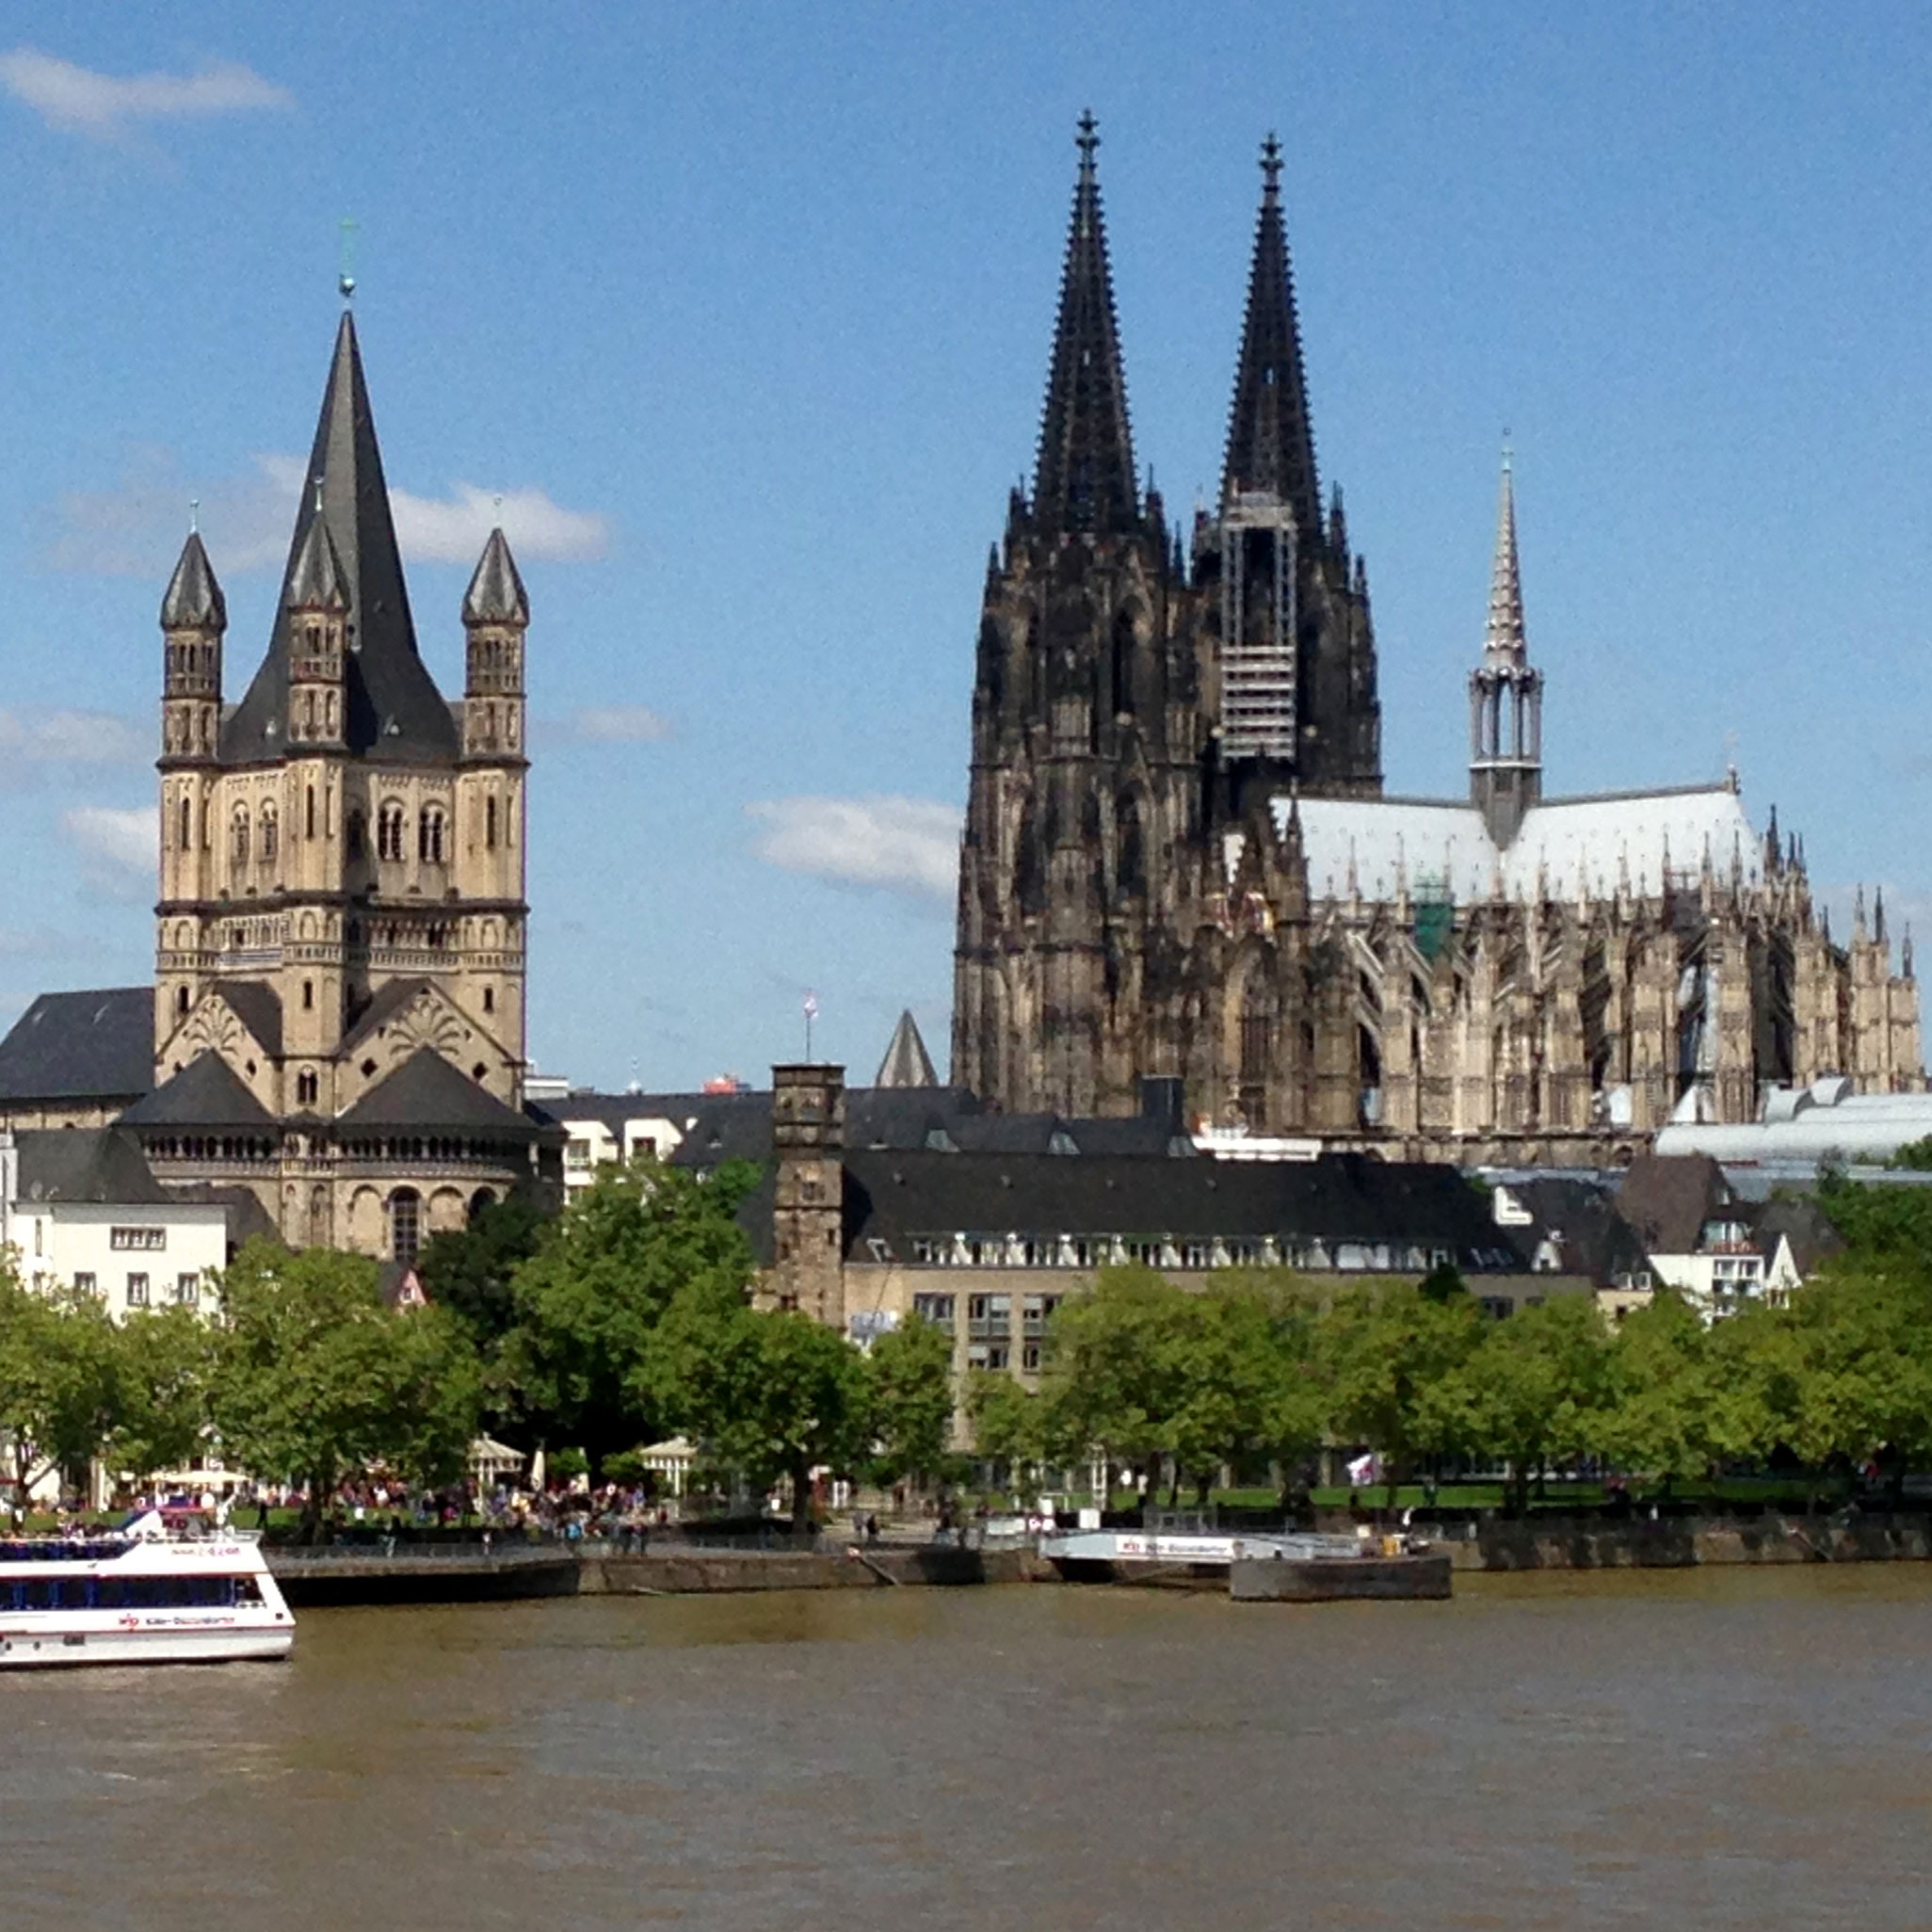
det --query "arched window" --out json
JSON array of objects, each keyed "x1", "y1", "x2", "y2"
[
  {"x1": 388, "y1": 1187, "x2": 422, "y2": 1266},
  {"x1": 419, "y1": 804, "x2": 446, "y2": 865},
  {"x1": 378, "y1": 802, "x2": 406, "y2": 861},
  {"x1": 306, "y1": 786, "x2": 316, "y2": 839},
  {"x1": 174, "y1": 985, "x2": 189, "y2": 1019},
  {"x1": 259, "y1": 804, "x2": 279, "y2": 868},
  {"x1": 296, "y1": 1070, "x2": 318, "y2": 1107},
  {"x1": 1111, "y1": 606, "x2": 1139, "y2": 719},
  {"x1": 485, "y1": 796, "x2": 498, "y2": 850},
  {"x1": 1117, "y1": 792, "x2": 1145, "y2": 899},
  {"x1": 178, "y1": 796, "x2": 191, "y2": 851},
  {"x1": 346, "y1": 808, "x2": 365, "y2": 861},
  {"x1": 231, "y1": 806, "x2": 250, "y2": 867}
]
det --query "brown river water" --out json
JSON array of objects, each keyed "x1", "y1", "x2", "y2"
[{"x1": 6, "y1": 1569, "x2": 1931, "y2": 1931}]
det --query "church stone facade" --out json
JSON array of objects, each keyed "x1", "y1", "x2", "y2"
[
  {"x1": 128, "y1": 309, "x2": 547, "y2": 1257},
  {"x1": 953, "y1": 122, "x2": 1920, "y2": 1163}
]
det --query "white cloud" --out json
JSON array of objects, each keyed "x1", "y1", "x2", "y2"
[
  {"x1": 390, "y1": 482, "x2": 608, "y2": 564},
  {"x1": 47, "y1": 450, "x2": 606, "y2": 577},
  {"x1": 554, "y1": 705, "x2": 671, "y2": 745},
  {"x1": 747, "y1": 796, "x2": 960, "y2": 902},
  {"x1": 0, "y1": 47, "x2": 292, "y2": 138},
  {"x1": 60, "y1": 804, "x2": 156, "y2": 899},
  {"x1": 0, "y1": 708, "x2": 146, "y2": 767}
]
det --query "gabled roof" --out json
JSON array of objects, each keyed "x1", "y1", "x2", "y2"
[
  {"x1": 160, "y1": 531, "x2": 226, "y2": 630},
  {"x1": 1753, "y1": 1196, "x2": 1845, "y2": 1277},
  {"x1": 12, "y1": 1128, "x2": 169, "y2": 1205},
  {"x1": 220, "y1": 312, "x2": 459, "y2": 768},
  {"x1": 0, "y1": 987, "x2": 155, "y2": 1103},
  {"x1": 874, "y1": 1010, "x2": 939, "y2": 1089},
  {"x1": 1221, "y1": 136, "x2": 1320, "y2": 533},
  {"x1": 1032, "y1": 113, "x2": 1138, "y2": 536},
  {"x1": 1616, "y1": 1152, "x2": 1733, "y2": 1256},
  {"x1": 1501, "y1": 1176, "x2": 1650, "y2": 1287},
  {"x1": 338, "y1": 1050, "x2": 532, "y2": 1133},
  {"x1": 121, "y1": 1052, "x2": 277, "y2": 1129},
  {"x1": 342, "y1": 977, "x2": 435, "y2": 1055},
  {"x1": 213, "y1": 983, "x2": 283, "y2": 1059}
]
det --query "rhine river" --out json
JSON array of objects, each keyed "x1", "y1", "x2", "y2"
[{"x1": 7, "y1": 1569, "x2": 1932, "y2": 1930}]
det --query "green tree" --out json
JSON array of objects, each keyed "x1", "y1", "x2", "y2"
[
  {"x1": 210, "y1": 1240, "x2": 481, "y2": 1538},
  {"x1": 969, "y1": 1369, "x2": 1049, "y2": 1477},
  {"x1": 649, "y1": 1297, "x2": 870, "y2": 1528},
  {"x1": 0, "y1": 1274, "x2": 123, "y2": 1514},
  {"x1": 1314, "y1": 1280, "x2": 1482, "y2": 1502},
  {"x1": 502, "y1": 1156, "x2": 758, "y2": 1468},
  {"x1": 1038, "y1": 1267, "x2": 1187, "y2": 1489},
  {"x1": 106, "y1": 1303, "x2": 217, "y2": 1493},
  {"x1": 417, "y1": 1192, "x2": 549, "y2": 1351},
  {"x1": 1599, "y1": 1290, "x2": 1767, "y2": 1488},
  {"x1": 1445, "y1": 1296, "x2": 1612, "y2": 1511},
  {"x1": 864, "y1": 1314, "x2": 954, "y2": 1489}
]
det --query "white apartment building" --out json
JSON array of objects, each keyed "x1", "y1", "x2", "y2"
[{"x1": 0, "y1": 1128, "x2": 228, "y2": 1316}]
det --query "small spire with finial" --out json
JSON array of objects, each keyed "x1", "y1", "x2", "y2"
[
  {"x1": 1075, "y1": 108, "x2": 1099, "y2": 176},
  {"x1": 338, "y1": 215, "x2": 359, "y2": 302},
  {"x1": 1260, "y1": 130, "x2": 1282, "y2": 196},
  {"x1": 188, "y1": 497, "x2": 200, "y2": 535}
]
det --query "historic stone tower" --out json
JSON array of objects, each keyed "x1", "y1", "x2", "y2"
[
  {"x1": 952, "y1": 121, "x2": 1381, "y2": 1120},
  {"x1": 142, "y1": 306, "x2": 544, "y2": 1256}
]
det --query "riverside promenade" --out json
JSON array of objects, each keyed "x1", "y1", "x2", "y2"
[{"x1": 264, "y1": 1510, "x2": 1932, "y2": 1604}]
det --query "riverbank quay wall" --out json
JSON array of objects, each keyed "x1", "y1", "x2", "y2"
[{"x1": 1435, "y1": 1514, "x2": 1932, "y2": 1571}]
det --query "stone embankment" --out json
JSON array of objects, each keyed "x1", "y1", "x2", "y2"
[{"x1": 1438, "y1": 1514, "x2": 1932, "y2": 1571}]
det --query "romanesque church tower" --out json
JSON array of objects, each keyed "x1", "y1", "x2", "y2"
[{"x1": 139, "y1": 307, "x2": 546, "y2": 1258}]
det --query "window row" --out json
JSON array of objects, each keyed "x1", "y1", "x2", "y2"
[
  {"x1": 173, "y1": 794, "x2": 509, "y2": 863},
  {"x1": 901, "y1": 1233, "x2": 1466, "y2": 1274},
  {"x1": 73, "y1": 1272, "x2": 201, "y2": 1307}
]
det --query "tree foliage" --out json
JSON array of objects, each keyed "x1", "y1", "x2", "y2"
[
  {"x1": 209, "y1": 1241, "x2": 480, "y2": 1534},
  {"x1": 864, "y1": 1315, "x2": 955, "y2": 1486}
]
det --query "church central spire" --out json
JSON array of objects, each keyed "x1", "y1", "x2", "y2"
[
  {"x1": 1221, "y1": 134, "x2": 1320, "y2": 534},
  {"x1": 1483, "y1": 449, "x2": 1527, "y2": 664},
  {"x1": 1031, "y1": 112, "x2": 1139, "y2": 536},
  {"x1": 220, "y1": 311, "x2": 459, "y2": 765}
]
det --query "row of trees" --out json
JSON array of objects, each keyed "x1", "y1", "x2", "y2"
[
  {"x1": 973, "y1": 1177, "x2": 1932, "y2": 1508},
  {"x1": 1, "y1": 1159, "x2": 957, "y2": 1529},
  {"x1": 8, "y1": 1156, "x2": 1930, "y2": 1523}
]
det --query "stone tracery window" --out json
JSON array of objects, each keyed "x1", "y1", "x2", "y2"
[
  {"x1": 259, "y1": 803, "x2": 279, "y2": 867},
  {"x1": 231, "y1": 805, "x2": 250, "y2": 867},
  {"x1": 419, "y1": 804, "x2": 447, "y2": 865}
]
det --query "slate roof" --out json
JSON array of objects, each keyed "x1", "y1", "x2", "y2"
[
  {"x1": 168, "y1": 1182, "x2": 280, "y2": 1248},
  {"x1": 462, "y1": 528, "x2": 528, "y2": 625},
  {"x1": 160, "y1": 531, "x2": 226, "y2": 630},
  {"x1": 337, "y1": 1050, "x2": 533, "y2": 1133},
  {"x1": 121, "y1": 1053, "x2": 277, "y2": 1130},
  {"x1": 220, "y1": 312, "x2": 459, "y2": 768},
  {"x1": 1501, "y1": 1176, "x2": 1650, "y2": 1287},
  {"x1": 11, "y1": 1127, "x2": 169, "y2": 1204},
  {"x1": 213, "y1": 983, "x2": 283, "y2": 1058},
  {"x1": 0, "y1": 987, "x2": 155, "y2": 1103},
  {"x1": 829, "y1": 1150, "x2": 1529, "y2": 1271},
  {"x1": 1752, "y1": 1196, "x2": 1845, "y2": 1276}
]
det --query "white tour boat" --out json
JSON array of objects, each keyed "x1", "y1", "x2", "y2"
[{"x1": 0, "y1": 1512, "x2": 294, "y2": 1667}]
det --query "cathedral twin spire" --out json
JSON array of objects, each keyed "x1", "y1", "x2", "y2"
[
  {"x1": 1032, "y1": 113, "x2": 1139, "y2": 537},
  {"x1": 1031, "y1": 119, "x2": 1326, "y2": 549}
]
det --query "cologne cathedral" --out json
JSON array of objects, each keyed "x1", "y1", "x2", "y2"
[{"x1": 952, "y1": 119, "x2": 1921, "y2": 1163}]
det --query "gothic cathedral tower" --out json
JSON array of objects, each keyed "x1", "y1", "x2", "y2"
[{"x1": 953, "y1": 124, "x2": 1382, "y2": 1120}]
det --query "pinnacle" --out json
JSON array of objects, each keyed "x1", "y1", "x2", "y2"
[
  {"x1": 1483, "y1": 451, "x2": 1527, "y2": 662},
  {"x1": 286, "y1": 514, "x2": 348, "y2": 611},
  {"x1": 1031, "y1": 114, "x2": 1139, "y2": 536},
  {"x1": 160, "y1": 530, "x2": 225, "y2": 631}
]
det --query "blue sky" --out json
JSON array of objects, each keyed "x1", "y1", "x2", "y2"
[{"x1": 3, "y1": 6, "x2": 1929, "y2": 1088}]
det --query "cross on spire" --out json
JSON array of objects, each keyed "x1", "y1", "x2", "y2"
[
  {"x1": 1260, "y1": 131, "x2": 1282, "y2": 193},
  {"x1": 1076, "y1": 108, "x2": 1099, "y2": 171}
]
